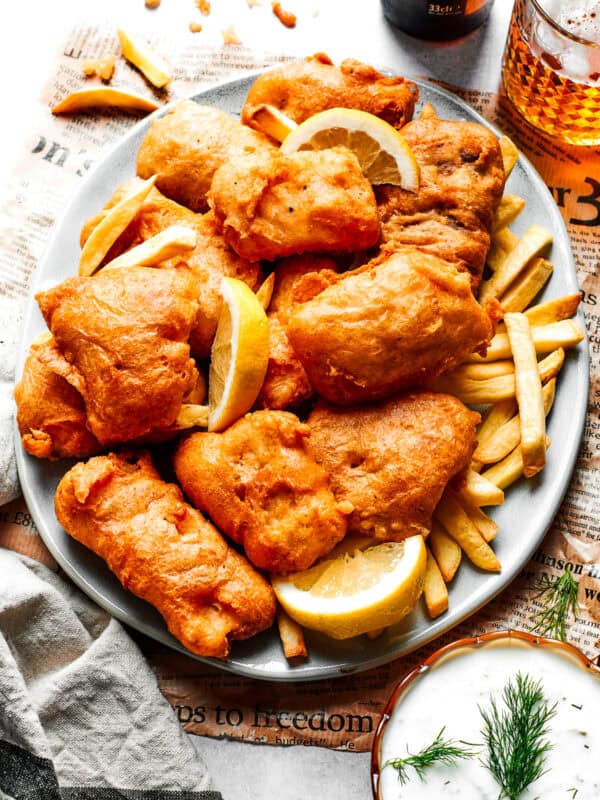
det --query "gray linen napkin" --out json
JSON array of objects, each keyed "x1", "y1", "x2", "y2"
[
  {"x1": 0, "y1": 295, "x2": 22, "y2": 506},
  {"x1": 0, "y1": 548, "x2": 222, "y2": 800}
]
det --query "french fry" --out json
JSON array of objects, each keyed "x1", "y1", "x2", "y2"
[
  {"x1": 492, "y1": 195, "x2": 526, "y2": 232},
  {"x1": 256, "y1": 272, "x2": 276, "y2": 310},
  {"x1": 499, "y1": 135, "x2": 519, "y2": 177},
  {"x1": 52, "y1": 87, "x2": 160, "y2": 115},
  {"x1": 471, "y1": 398, "x2": 518, "y2": 472},
  {"x1": 461, "y1": 499, "x2": 499, "y2": 543},
  {"x1": 461, "y1": 469, "x2": 505, "y2": 506},
  {"x1": 428, "y1": 521, "x2": 462, "y2": 583},
  {"x1": 430, "y1": 348, "x2": 564, "y2": 404},
  {"x1": 445, "y1": 361, "x2": 515, "y2": 380},
  {"x1": 487, "y1": 227, "x2": 519, "y2": 272},
  {"x1": 101, "y1": 225, "x2": 197, "y2": 271},
  {"x1": 245, "y1": 103, "x2": 297, "y2": 142},
  {"x1": 481, "y1": 436, "x2": 551, "y2": 489},
  {"x1": 78, "y1": 176, "x2": 157, "y2": 277},
  {"x1": 424, "y1": 547, "x2": 449, "y2": 619},
  {"x1": 174, "y1": 404, "x2": 209, "y2": 429},
  {"x1": 434, "y1": 492, "x2": 501, "y2": 572},
  {"x1": 465, "y1": 319, "x2": 584, "y2": 362},
  {"x1": 524, "y1": 293, "x2": 581, "y2": 326},
  {"x1": 494, "y1": 226, "x2": 519, "y2": 252},
  {"x1": 499, "y1": 256, "x2": 554, "y2": 313},
  {"x1": 474, "y1": 379, "x2": 556, "y2": 466},
  {"x1": 505, "y1": 312, "x2": 546, "y2": 477},
  {"x1": 480, "y1": 225, "x2": 553, "y2": 302},
  {"x1": 276, "y1": 607, "x2": 308, "y2": 659},
  {"x1": 118, "y1": 28, "x2": 171, "y2": 88}
]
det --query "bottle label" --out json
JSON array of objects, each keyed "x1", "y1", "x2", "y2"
[
  {"x1": 427, "y1": 2, "x2": 467, "y2": 15},
  {"x1": 427, "y1": 1, "x2": 489, "y2": 15}
]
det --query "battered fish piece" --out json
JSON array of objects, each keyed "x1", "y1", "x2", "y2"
[
  {"x1": 208, "y1": 147, "x2": 380, "y2": 262},
  {"x1": 377, "y1": 106, "x2": 505, "y2": 289},
  {"x1": 14, "y1": 334, "x2": 101, "y2": 460},
  {"x1": 286, "y1": 248, "x2": 496, "y2": 405},
  {"x1": 136, "y1": 101, "x2": 274, "y2": 212},
  {"x1": 36, "y1": 267, "x2": 199, "y2": 445},
  {"x1": 55, "y1": 451, "x2": 276, "y2": 659},
  {"x1": 307, "y1": 393, "x2": 479, "y2": 540},
  {"x1": 174, "y1": 410, "x2": 350, "y2": 574},
  {"x1": 242, "y1": 53, "x2": 417, "y2": 131},
  {"x1": 81, "y1": 182, "x2": 262, "y2": 358},
  {"x1": 258, "y1": 254, "x2": 339, "y2": 410}
]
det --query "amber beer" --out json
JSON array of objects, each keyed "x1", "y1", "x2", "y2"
[
  {"x1": 382, "y1": 0, "x2": 495, "y2": 40},
  {"x1": 502, "y1": 0, "x2": 600, "y2": 146}
]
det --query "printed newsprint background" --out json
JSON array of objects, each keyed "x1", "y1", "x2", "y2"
[{"x1": 1, "y1": 20, "x2": 599, "y2": 754}]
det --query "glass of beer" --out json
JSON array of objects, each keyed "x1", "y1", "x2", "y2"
[{"x1": 501, "y1": 0, "x2": 600, "y2": 145}]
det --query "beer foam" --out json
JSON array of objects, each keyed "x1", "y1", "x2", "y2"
[{"x1": 542, "y1": 0, "x2": 600, "y2": 43}]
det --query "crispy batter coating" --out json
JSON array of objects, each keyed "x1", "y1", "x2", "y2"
[
  {"x1": 36, "y1": 267, "x2": 199, "y2": 445},
  {"x1": 209, "y1": 147, "x2": 380, "y2": 262},
  {"x1": 257, "y1": 254, "x2": 339, "y2": 410},
  {"x1": 286, "y1": 248, "x2": 495, "y2": 405},
  {"x1": 14, "y1": 335, "x2": 102, "y2": 460},
  {"x1": 136, "y1": 100, "x2": 273, "y2": 212},
  {"x1": 377, "y1": 106, "x2": 505, "y2": 289},
  {"x1": 241, "y1": 53, "x2": 417, "y2": 130},
  {"x1": 81, "y1": 182, "x2": 262, "y2": 359},
  {"x1": 306, "y1": 392, "x2": 479, "y2": 540},
  {"x1": 174, "y1": 410, "x2": 350, "y2": 574},
  {"x1": 55, "y1": 451, "x2": 276, "y2": 659}
]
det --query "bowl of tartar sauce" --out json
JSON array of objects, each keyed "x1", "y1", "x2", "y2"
[{"x1": 372, "y1": 629, "x2": 600, "y2": 800}]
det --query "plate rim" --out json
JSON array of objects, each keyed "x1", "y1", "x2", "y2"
[{"x1": 14, "y1": 70, "x2": 590, "y2": 682}]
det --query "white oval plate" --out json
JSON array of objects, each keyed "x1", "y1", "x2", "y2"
[{"x1": 15, "y1": 73, "x2": 589, "y2": 681}]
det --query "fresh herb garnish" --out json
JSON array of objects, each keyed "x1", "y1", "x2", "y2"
[
  {"x1": 382, "y1": 727, "x2": 478, "y2": 785},
  {"x1": 529, "y1": 570, "x2": 579, "y2": 641},
  {"x1": 479, "y1": 672, "x2": 557, "y2": 800}
]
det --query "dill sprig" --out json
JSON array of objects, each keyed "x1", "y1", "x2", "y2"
[
  {"x1": 529, "y1": 570, "x2": 579, "y2": 641},
  {"x1": 479, "y1": 672, "x2": 557, "y2": 800},
  {"x1": 382, "y1": 727, "x2": 479, "y2": 785}
]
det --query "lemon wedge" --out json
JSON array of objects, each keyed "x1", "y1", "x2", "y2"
[
  {"x1": 280, "y1": 107, "x2": 419, "y2": 189},
  {"x1": 272, "y1": 535, "x2": 427, "y2": 639},
  {"x1": 208, "y1": 277, "x2": 269, "y2": 432}
]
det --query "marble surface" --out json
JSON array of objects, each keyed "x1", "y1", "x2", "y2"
[{"x1": 0, "y1": 2, "x2": 514, "y2": 797}]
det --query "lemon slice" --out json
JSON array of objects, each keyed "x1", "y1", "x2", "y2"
[
  {"x1": 272, "y1": 535, "x2": 427, "y2": 640},
  {"x1": 208, "y1": 277, "x2": 269, "y2": 432},
  {"x1": 280, "y1": 107, "x2": 419, "y2": 189}
]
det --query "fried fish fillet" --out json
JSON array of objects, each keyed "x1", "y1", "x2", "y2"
[
  {"x1": 81, "y1": 182, "x2": 262, "y2": 359},
  {"x1": 208, "y1": 147, "x2": 380, "y2": 262},
  {"x1": 241, "y1": 53, "x2": 417, "y2": 131},
  {"x1": 14, "y1": 334, "x2": 101, "y2": 460},
  {"x1": 55, "y1": 451, "x2": 276, "y2": 659},
  {"x1": 286, "y1": 248, "x2": 496, "y2": 405},
  {"x1": 173, "y1": 410, "x2": 351, "y2": 574},
  {"x1": 257, "y1": 254, "x2": 340, "y2": 410},
  {"x1": 377, "y1": 105, "x2": 505, "y2": 289},
  {"x1": 36, "y1": 267, "x2": 199, "y2": 445},
  {"x1": 136, "y1": 100, "x2": 274, "y2": 212},
  {"x1": 306, "y1": 392, "x2": 479, "y2": 540}
]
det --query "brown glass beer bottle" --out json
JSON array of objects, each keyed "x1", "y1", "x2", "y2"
[{"x1": 382, "y1": 0, "x2": 495, "y2": 41}]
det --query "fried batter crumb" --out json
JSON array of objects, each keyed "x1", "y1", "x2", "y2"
[
  {"x1": 195, "y1": 0, "x2": 211, "y2": 14},
  {"x1": 247, "y1": 0, "x2": 262, "y2": 6},
  {"x1": 145, "y1": 0, "x2": 161, "y2": 7},
  {"x1": 81, "y1": 56, "x2": 116, "y2": 82},
  {"x1": 272, "y1": 1, "x2": 297, "y2": 27},
  {"x1": 222, "y1": 25, "x2": 241, "y2": 45},
  {"x1": 189, "y1": 21, "x2": 203, "y2": 32}
]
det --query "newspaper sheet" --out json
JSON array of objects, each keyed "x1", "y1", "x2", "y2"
[{"x1": 1, "y1": 20, "x2": 599, "y2": 755}]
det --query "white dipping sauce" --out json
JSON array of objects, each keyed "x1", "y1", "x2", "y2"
[{"x1": 377, "y1": 639, "x2": 600, "y2": 799}]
